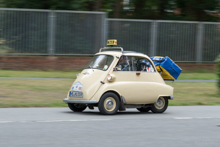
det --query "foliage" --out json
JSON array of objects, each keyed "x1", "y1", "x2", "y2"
[
  {"x1": 217, "y1": 54, "x2": 220, "y2": 94},
  {"x1": 1, "y1": 0, "x2": 219, "y2": 21},
  {"x1": 176, "y1": 0, "x2": 219, "y2": 21}
]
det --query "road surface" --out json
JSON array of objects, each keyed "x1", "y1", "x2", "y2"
[{"x1": 0, "y1": 106, "x2": 220, "y2": 147}]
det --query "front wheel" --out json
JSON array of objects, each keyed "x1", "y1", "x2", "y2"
[
  {"x1": 68, "y1": 103, "x2": 87, "y2": 112},
  {"x1": 98, "y1": 92, "x2": 120, "y2": 115},
  {"x1": 151, "y1": 97, "x2": 168, "y2": 113}
]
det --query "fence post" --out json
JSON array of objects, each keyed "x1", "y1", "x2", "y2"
[
  {"x1": 196, "y1": 22, "x2": 204, "y2": 63},
  {"x1": 48, "y1": 10, "x2": 55, "y2": 56},
  {"x1": 102, "y1": 13, "x2": 108, "y2": 48},
  {"x1": 150, "y1": 21, "x2": 157, "y2": 56}
]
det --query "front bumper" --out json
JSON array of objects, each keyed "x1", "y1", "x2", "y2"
[{"x1": 63, "y1": 98, "x2": 98, "y2": 104}]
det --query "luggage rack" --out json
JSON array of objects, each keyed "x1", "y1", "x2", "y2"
[
  {"x1": 160, "y1": 71, "x2": 175, "y2": 86},
  {"x1": 164, "y1": 79, "x2": 175, "y2": 86}
]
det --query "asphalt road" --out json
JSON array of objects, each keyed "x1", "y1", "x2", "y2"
[{"x1": 0, "y1": 106, "x2": 220, "y2": 147}]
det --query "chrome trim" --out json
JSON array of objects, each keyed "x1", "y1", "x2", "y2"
[
  {"x1": 170, "y1": 96, "x2": 174, "y2": 100},
  {"x1": 63, "y1": 98, "x2": 98, "y2": 104}
]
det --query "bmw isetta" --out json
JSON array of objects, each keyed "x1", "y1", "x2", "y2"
[{"x1": 63, "y1": 40, "x2": 181, "y2": 115}]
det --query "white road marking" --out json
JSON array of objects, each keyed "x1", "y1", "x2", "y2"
[
  {"x1": 36, "y1": 119, "x2": 111, "y2": 123},
  {"x1": 174, "y1": 117, "x2": 220, "y2": 120},
  {"x1": 0, "y1": 119, "x2": 112, "y2": 124},
  {"x1": 0, "y1": 121, "x2": 13, "y2": 123},
  {"x1": 174, "y1": 117, "x2": 193, "y2": 119},
  {"x1": 195, "y1": 117, "x2": 213, "y2": 119},
  {"x1": 0, "y1": 117, "x2": 219, "y2": 124}
]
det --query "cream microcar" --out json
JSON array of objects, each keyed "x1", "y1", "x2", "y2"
[{"x1": 63, "y1": 40, "x2": 174, "y2": 115}]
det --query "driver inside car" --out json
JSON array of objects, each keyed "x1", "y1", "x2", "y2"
[{"x1": 114, "y1": 56, "x2": 130, "y2": 71}]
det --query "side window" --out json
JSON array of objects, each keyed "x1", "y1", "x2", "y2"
[
  {"x1": 114, "y1": 56, "x2": 155, "y2": 72},
  {"x1": 133, "y1": 57, "x2": 155, "y2": 72},
  {"x1": 114, "y1": 56, "x2": 132, "y2": 71}
]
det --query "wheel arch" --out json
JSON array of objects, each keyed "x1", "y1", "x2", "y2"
[
  {"x1": 101, "y1": 90, "x2": 121, "y2": 102},
  {"x1": 157, "y1": 95, "x2": 173, "y2": 101}
]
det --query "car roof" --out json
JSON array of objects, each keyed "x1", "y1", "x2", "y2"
[
  {"x1": 122, "y1": 51, "x2": 146, "y2": 56},
  {"x1": 96, "y1": 49, "x2": 151, "y2": 59}
]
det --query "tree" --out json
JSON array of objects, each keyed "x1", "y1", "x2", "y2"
[
  {"x1": 176, "y1": 0, "x2": 219, "y2": 21},
  {"x1": 2, "y1": 0, "x2": 220, "y2": 21},
  {"x1": 2, "y1": 0, "x2": 97, "y2": 11},
  {"x1": 128, "y1": 0, "x2": 175, "y2": 19},
  {"x1": 94, "y1": 0, "x2": 102, "y2": 11},
  {"x1": 114, "y1": 0, "x2": 122, "y2": 18}
]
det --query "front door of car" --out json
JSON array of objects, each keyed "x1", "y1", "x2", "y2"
[{"x1": 112, "y1": 56, "x2": 159, "y2": 104}]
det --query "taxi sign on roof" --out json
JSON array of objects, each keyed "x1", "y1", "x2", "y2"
[{"x1": 107, "y1": 39, "x2": 117, "y2": 46}]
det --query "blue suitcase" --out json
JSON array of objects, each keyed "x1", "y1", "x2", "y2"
[{"x1": 150, "y1": 56, "x2": 182, "y2": 80}]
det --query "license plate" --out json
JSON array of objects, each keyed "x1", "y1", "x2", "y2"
[{"x1": 69, "y1": 91, "x2": 83, "y2": 97}]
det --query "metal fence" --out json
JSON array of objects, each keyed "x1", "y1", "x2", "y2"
[
  {"x1": 0, "y1": 8, "x2": 106, "y2": 56},
  {"x1": 108, "y1": 19, "x2": 220, "y2": 62},
  {"x1": 0, "y1": 8, "x2": 220, "y2": 62}
]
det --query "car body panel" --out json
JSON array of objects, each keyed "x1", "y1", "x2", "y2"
[{"x1": 90, "y1": 73, "x2": 173, "y2": 104}]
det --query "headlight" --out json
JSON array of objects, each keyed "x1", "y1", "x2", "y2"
[{"x1": 107, "y1": 74, "x2": 116, "y2": 82}]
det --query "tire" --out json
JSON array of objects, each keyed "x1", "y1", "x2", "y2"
[
  {"x1": 151, "y1": 97, "x2": 168, "y2": 113},
  {"x1": 98, "y1": 92, "x2": 120, "y2": 115},
  {"x1": 137, "y1": 107, "x2": 151, "y2": 112},
  {"x1": 68, "y1": 103, "x2": 87, "y2": 112}
]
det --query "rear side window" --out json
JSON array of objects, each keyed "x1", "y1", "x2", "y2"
[{"x1": 114, "y1": 56, "x2": 155, "y2": 72}]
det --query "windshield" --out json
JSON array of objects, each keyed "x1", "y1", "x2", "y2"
[{"x1": 85, "y1": 55, "x2": 114, "y2": 71}]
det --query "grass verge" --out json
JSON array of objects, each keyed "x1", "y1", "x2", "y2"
[
  {"x1": 0, "y1": 70, "x2": 218, "y2": 80},
  {"x1": 0, "y1": 79, "x2": 219, "y2": 107},
  {"x1": 0, "y1": 70, "x2": 80, "y2": 79}
]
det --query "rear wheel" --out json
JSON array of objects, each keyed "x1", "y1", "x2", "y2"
[
  {"x1": 137, "y1": 107, "x2": 151, "y2": 112},
  {"x1": 68, "y1": 103, "x2": 87, "y2": 112},
  {"x1": 98, "y1": 92, "x2": 120, "y2": 115},
  {"x1": 151, "y1": 97, "x2": 168, "y2": 113}
]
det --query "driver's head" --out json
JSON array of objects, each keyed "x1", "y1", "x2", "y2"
[{"x1": 119, "y1": 56, "x2": 127, "y2": 64}]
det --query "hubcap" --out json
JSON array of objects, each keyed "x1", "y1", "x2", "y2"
[
  {"x1": 154, "y1": 97, "x2": 165, "y2": 109},
  {"x1": 106, "y1": 99, "x2": 114, "y2": 109},
  {"x1": 104, "y1": 97, "x2": 116, "y2": 111}
]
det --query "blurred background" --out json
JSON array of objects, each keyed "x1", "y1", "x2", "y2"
[
  {"x1": 0, "y1": 0, "x2": 220, "y2": 62},
  {"x1": 0, "y1": 0, "x2": 219, "y2": 107}
]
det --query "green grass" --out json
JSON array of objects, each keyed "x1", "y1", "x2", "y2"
[
  {"x1": 0, "y1": 70, "x2": 219, "y2": 107},
  {"x1": 0, "y1": 79, "x2": 219, "y2": 107},
  {"x1": 0, "y1": 70, "x2": 80, "y2": 79},
  {"x1": 178, "y1": 73, "x2": 217, "y2": 80},
  {"x1": 0, "y1": 70, "x2": 218, "y2": 80},
  {"x1": 0, "y1": 79, "x2": 72, "y2": 107},
  {"x1": 170, "y1": 82, "x2": 220, "y2": 106}
]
